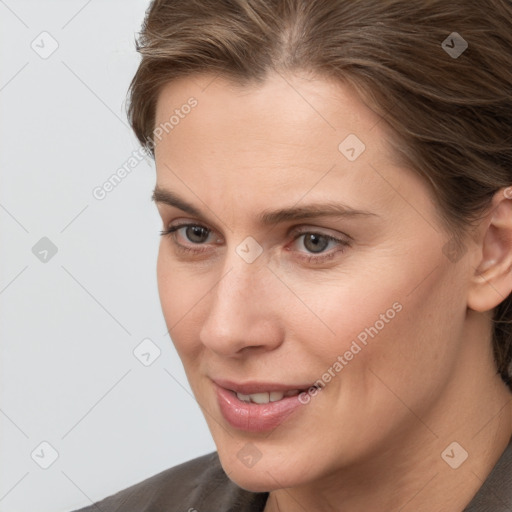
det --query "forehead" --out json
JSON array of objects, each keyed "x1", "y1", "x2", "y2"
[
  {"x1": 154, "y1": 72, "x2": 399, "y2": 171},
  {"x1": 151, "y1": 72, "x2": 433, "y2": 230},
  {"x1": 156, "y1": 72, "x2": 392, "y2": 146}
]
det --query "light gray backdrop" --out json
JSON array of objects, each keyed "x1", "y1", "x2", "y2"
[{"x1": 0, "y1": 2, "x2": 216, "y2": 511}]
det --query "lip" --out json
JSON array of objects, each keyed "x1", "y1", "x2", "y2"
[
  {"x1": 213, "y1": 378, "x2": 316, "y2": 395},
  {"x1": 213, "y1": 379, "x2": 316, "y2": 432}
]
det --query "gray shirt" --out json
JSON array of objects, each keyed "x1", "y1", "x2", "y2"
[{"x1": 71, "y1": 442, "x2": 512, "y2": 512}]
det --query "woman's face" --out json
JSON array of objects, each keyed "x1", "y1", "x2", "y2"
[{"x1": 153, "y1": 72, "x2": 472, "y2": 490}]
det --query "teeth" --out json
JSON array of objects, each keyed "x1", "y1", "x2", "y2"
[
  {"x1": 269, "y1": 391, "x2": 284, "y2": 402},
  {"x1": 249, "y1": 392, "x2": 270, "y2": 404},
  {"x1": 235, "y1": 390, "x2": 301, "y2": 403}
]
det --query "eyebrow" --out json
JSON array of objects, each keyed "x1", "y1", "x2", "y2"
[{"x1": 151, "y1": 186, "x2": 378, "y2": 225}]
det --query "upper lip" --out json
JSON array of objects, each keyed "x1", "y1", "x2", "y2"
[{"x1": 212, "y1": 378, "x2": 316, "y2": 394}]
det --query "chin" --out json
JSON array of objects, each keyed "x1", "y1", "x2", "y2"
[
  {"x1": 230, "y1": 474, "x2": 278, "y2": 493},
  {"x1": 225, "y1": 466, "x2": 290, "y2": 493},
  {"x1": 217, "y1": 448, "x2": 313, "y2": 493}
]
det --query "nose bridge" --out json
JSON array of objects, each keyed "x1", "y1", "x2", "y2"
[
  {"x1": 199, "y1": 249, "x2": 279, "y2": 355},
  {"x1": 211, "y1": 253, "x2": 266, "y2": 325}
]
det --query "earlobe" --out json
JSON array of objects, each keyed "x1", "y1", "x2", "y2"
[{"x1": 467, "y1": 188, "x2": 512, "y2": 313}]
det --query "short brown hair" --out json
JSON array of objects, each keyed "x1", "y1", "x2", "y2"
[{"x1": 127, "y1": 0, "x2": 512, "y2": 386}]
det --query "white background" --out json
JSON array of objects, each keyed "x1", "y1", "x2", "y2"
[{"x1": 0, "y1": 2, "x2": 216, "y2": 511}]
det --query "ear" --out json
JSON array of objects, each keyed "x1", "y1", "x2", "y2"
[{"x1": 468, "y1": 188, "x2": 512, "y2": 312}]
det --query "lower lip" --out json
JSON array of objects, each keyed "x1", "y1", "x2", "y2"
[{"x1": 215, "y1": 384, "x2": 307, "y2": 432}]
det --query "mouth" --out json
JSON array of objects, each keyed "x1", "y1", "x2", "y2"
[
  {"x1": 214, "y1": 378, "x2": 317, "y2": 400},
  {"x1": 212, "y1": 379, "x2": 320, "y2": 432},
  {"x1": 231, "y1": 388, "x2": 309, "y2": 404}
]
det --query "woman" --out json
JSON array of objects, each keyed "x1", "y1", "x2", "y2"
[{"x1": 73, "y1": 0, "x2": 512, "y2": 510}]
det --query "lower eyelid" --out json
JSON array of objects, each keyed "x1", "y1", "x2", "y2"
[
  {"x1": 294, "y1": 242, "x2": 348, "y2": 260},
  {"x1": 172, "y1": 237, "x2": 215, "y2": 256}
]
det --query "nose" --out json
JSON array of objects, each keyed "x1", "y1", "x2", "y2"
[{"x1": 199, "y1": 254, "x2": 284, "y2": 357}]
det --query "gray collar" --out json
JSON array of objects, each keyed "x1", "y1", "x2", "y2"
[{"x1": 464, "y1": 441, "x2": 512, "y2": 511}]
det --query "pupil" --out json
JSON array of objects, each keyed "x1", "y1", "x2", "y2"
[
  {"x1": 186, "y1": 226, "x2": 208, "y2": 243},
  {"x1": 304, "y1": 234, "x2": 328, "y2": 253}
]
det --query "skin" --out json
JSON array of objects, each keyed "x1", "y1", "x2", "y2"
[{"x1": 152, "y1": 72, "x2": 512, "y2": 512}]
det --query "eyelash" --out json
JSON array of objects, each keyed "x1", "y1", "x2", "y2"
[{"x1": 159, "y1": 223, "x2": 350, "y2": 264}]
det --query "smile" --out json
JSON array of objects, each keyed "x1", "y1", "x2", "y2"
[
  {"x1": 213, "y1": 379, "x2": 320, "y2": 432},
  {"x1": 234, "y1": 389, "x2": 302, "y2": 404}
]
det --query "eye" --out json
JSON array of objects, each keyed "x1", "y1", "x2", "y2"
[
  {"x1": 160, "y1": 221, "x2": 350, "y2": 264},
  {"x1": 289, "y1": 229, "x2": 350, "y2": 263},
  {"x1": 180, "y1": 225, "x2": 210, "y2": 243},
  {"x1": 300, "y1": 233, "x2": 332, "y2": 253},
  {"x1": 160, "y1": 223, "x2": 220, "y2": 246}
]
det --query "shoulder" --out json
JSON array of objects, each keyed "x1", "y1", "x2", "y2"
[
  {"x1": 464, "y1": 440, "x2": 512, "y2": 511},
  {"x1": 70, "y1": 451, "x2": 268, "y2": 512}
]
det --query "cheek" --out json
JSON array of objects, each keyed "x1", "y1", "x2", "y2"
[
  {"x1": 156, "y1": 246, "x2": 206, "y2": 359},
  {"x1": 338, "y1": 263, "x2": 467, "y2": 409},
  {"x1": 290, "y1": 251, "x2": 467, "y2": 396},
  {"x1": 156, "y1": 247, "x2": 178, "y2": 324},
  {"x1": 280, "y1": 264, "x2": 408, "y2": 365}
]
